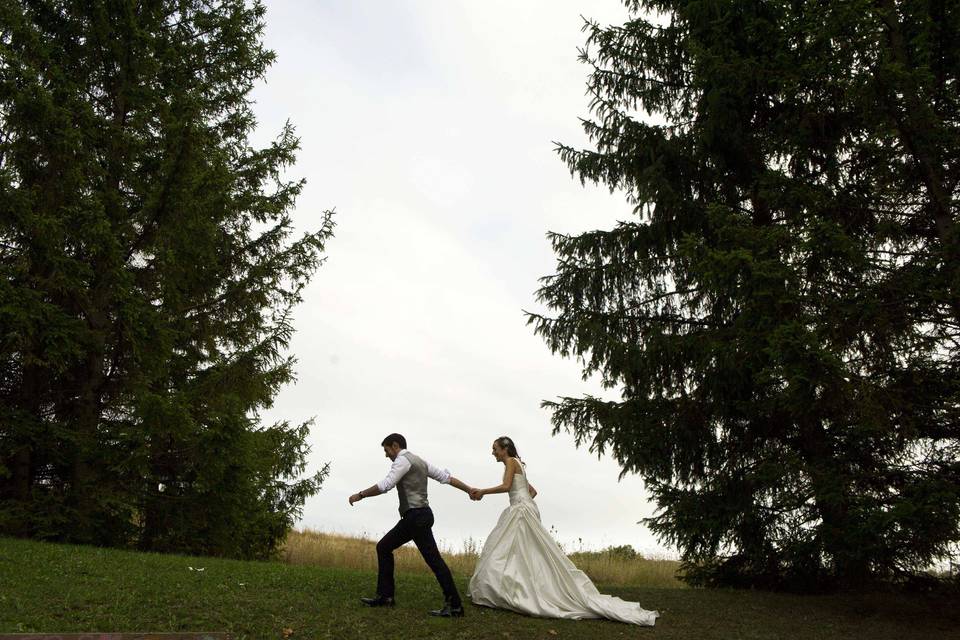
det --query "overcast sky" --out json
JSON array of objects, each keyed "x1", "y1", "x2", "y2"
[{"x1": 250, "y1": 0, "x2": 675, "y2": 558}]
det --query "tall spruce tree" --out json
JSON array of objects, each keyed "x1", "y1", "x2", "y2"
[
  {"x1": 531, "y1": 0, "x2": 959, "y2": 590},
  {"x1": 0, "y1": 0, "x2": 332, "y2": 558}
]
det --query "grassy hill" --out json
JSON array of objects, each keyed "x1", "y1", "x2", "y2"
[
  {"x1": 279, "y1": 528, "x2": 685, "y2": 588},
  {"x1": 0, "y1": 534, "x2": 956, "y2": 639}
]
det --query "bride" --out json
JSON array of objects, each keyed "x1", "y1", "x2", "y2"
[{"x1": 467, "y1": 436, "x2": 659, "y2": 626}]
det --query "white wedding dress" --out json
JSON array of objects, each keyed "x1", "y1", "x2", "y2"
[{"x1": 468, "y1": 460, "x2": 659, "y2": 626}]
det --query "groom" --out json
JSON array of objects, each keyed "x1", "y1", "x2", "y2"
[{"x1": 349, "y1": 433, "x2": 473, "y2": 617}]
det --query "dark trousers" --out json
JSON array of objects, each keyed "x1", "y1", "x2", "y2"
[{"x1": 376, "y1": 506, "x2": 461, "y2": 606}]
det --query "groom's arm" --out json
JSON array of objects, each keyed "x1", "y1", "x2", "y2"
[
  {"x1": 425, "y1": 460, "x2": 474, "y2": 496},
  {"x1": 349, "y1": 455, "x2": 412, "y2": 505},
  {"x1": 349, "y1": 483, "x2": 383, "y2": 505},
  {"x1": 447, "y1": 476, "x2": 473, "y2": 495}
]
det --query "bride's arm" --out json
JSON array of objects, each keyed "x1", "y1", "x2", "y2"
[
  {"x1": 478, "y1": 459, "x2": 518, "y2": 496},
  {"x1": 528, "y1": 483, "x2": 537, "y2": 499}
]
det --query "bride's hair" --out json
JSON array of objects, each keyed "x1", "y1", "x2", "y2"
[{"x1": 495, "y1": 436, "x2": 524, "y2": 465}]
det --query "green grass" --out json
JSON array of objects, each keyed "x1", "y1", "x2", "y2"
[{"x1": 0, "y1": 535, "x2": 957, "y2": 639}]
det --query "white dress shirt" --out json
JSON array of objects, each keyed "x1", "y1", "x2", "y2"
[{"x1": 377, "y1": 449, "x2": 452, "y2": 493}]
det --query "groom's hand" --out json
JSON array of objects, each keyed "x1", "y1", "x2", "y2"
[
  {"x1": 349, "y1": 493, "x2": 362, "y2": 506},
  {"x1": 469, "y1": 488, "x2": 483, "y2": 501}
]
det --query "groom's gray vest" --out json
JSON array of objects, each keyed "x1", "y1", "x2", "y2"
[{"x1": 397, "y1": 451, "x2": 429, "y2": 515}]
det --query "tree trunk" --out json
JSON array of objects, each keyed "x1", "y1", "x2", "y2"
[
  {"x1": 5, "y1": 357, "x2": 44, "y2": 536},
  {"x1": 68, "y1": 302, "x2": 108, "y2": 543},
  {"x1": 797, "y1": 416, "x2": 869, "y2": 589}
]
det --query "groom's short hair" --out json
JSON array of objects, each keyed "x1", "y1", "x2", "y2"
[{"x1": 381, "y1": 433, "x2": 406, "y2": 449}]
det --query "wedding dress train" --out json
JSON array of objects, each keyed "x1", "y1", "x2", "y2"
[{"x1": 467, "y1": 461, "x2": 659, "y2": 626}]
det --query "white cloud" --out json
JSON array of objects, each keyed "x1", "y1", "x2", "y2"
[{"x1": 251, "y1": 0, "x2": 673, "y2": 558}]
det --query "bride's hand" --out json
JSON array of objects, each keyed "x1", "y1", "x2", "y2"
[{"x1": 469, "y1": 488, "x2": 483, "y2": 501}]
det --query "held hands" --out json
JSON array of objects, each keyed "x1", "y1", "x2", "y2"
[{"x1": 469, "y1": 488, "x2": 483, "y2": 501}]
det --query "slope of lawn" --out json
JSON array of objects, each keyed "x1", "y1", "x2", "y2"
[{"x1": 0, "y1": 535, "x2": 957, "y2": 639}]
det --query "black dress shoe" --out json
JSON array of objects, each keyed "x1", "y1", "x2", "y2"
[
  {"x1": 360, "y1": 595, "x2": 395, "y2": 607},
  {"x1": 428, "y1": 602, "x2": 465, "y2": 617}
]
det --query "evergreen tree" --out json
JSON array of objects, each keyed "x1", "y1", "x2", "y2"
[
  {"x1": 531, "y1": 0, "x2": 959, "y2": 590},
  {"x1": 0, "y1": 0, "x2": 332, "y2": 559}
]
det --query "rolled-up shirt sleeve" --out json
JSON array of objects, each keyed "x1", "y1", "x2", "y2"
[
  {"x1": 377, "y1": 456, "x2": 412, "y2": 493},
  {"x1": 426, "y1": 460, "x2": 452, "y2": 484}
]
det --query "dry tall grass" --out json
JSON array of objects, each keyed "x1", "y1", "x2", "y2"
[{"x1": 281, "y1": 528, "x2": 685, "y2": 589}]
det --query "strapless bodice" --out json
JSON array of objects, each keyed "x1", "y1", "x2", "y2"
[{"x1": 508, "y1": 463, "x2": 533, "y2": 506}]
